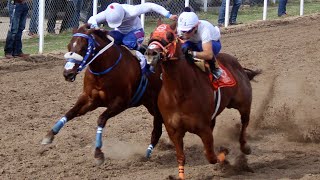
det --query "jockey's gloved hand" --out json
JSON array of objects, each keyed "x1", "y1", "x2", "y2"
[
  {"x1": 90, "y1": 24, "x2": 99, "y2": 29},
  {"x1": 182, "y1": 47, "x2": 195, "y2": 64}
]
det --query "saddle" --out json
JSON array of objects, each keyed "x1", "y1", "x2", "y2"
[
  {"x1": 122, "y1": 45, "x2": 148, "y2": 73},
  {"x1": 193, "y1": 58, "x2": 236, "y2": 90}
]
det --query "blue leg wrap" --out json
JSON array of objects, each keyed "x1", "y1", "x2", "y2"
[
  {"x1": 52, "y1": 117, "x2": 67, "y2": 134},
  {"x1": 95, "y1": 126, "x2": 103, "y2": 149},
  {"x1": 146, "y1": 144, "x2": 154, "y2": 158}
]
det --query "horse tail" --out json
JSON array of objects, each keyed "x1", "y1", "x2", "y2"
[{"x1": 243, "y1": 68, "x2": 262, "y2": 80}]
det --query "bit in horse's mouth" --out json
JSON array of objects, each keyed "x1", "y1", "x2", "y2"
[
  {"x1": 70, "y1": 77, "x2": 76, "y2": 82},
  {"x1": 65, "y1": 75, "x2": 76, "y2": 82}
]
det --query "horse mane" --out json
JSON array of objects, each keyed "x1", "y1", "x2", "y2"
[
  {"x1": 91, "y1": 29, "x2": 109, "y2": 42},
  {"x1": 77, "y1": 24, "x2": 91, "y2": 33},
  {"x1": 75, "y1": 24, "x2": 110, "y2": 44}
]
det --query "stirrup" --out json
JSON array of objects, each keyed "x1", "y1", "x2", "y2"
[{"x1": 212, "y1": 68, "x2": 222, "y2": 79}]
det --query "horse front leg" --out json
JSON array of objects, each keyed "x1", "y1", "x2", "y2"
[
  {"x1": 166, "y1": 126, "x2": 186, "y2": 179},
  {"x1": 94, "y1": 108, "x2": 124, "y2": 166},
  {"x1": 146, "y1": 110, "x2": 163, "y2": 158},
  {"x1": 41, "y1": 93, "x2": 97, "y2": 144},
  {"x1": 198, "y1": 128, "x2": 218, "y2": 164}
]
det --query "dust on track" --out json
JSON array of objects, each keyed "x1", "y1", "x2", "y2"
[{"x1": 0, "y1": 14, "x2": 320, "y2": 180}]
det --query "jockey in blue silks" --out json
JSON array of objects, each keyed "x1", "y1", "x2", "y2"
[{"x1": 88, "y1": 2, "x2": 177, "y2": 51}]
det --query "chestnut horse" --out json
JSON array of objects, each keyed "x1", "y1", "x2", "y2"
[
  {"x1": 146, "y1": 21, "x2": 261, "y2": 179},
  {"x1": 41, "y1": 24, "x2": 163, "y2": 165}
]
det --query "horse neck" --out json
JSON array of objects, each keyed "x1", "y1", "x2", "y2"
[
  {"x1": 161, "y1": 58, "x2": 198, "y2": 92},
  {"x1": 89, "y1": 44, "x2": 122, "y2": 73}
]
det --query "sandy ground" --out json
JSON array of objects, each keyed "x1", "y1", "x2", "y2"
[{"x1": 0, "y1": 13, "x2": 320, "y2": 180}]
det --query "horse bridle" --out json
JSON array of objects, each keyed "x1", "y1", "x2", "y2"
[
  {"x1": 147, "y1": 24, "x2": 179, "y2": 62},
  {"x1": 64, "y1": 32, "x2": 122, "y2": 75},
  {"x1": 147, "y1": 39, "x2": 178, "y2": 60}
]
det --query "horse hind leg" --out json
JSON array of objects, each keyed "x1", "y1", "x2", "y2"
[
  {"x1": 146, "y1": 113, "x2": 163, "y2": 158},
  {"x1": 239, "y1": 109, "x2": 252, "y2": 155}
]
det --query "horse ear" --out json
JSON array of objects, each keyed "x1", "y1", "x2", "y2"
[
  {"x1": 157, "y1": 18, "x2": 163, "y2": 27},
  {"x1": 149, "y1": 32, "x2": 154, "y2": 39},
  {"x1": 76, "y1": 24, "x2": 88, "y2": 33},
  {"x1": 166, "y1": 32, "x2": 175, "y2": 42},
  {"x1": 170, "y1": 21, "x2": 177, "y2": 32},
  {"x1": 84, "y1": 23, "x2": 91, "y2": 30},
  {"x1": 93, "y1": 29, "x2": 108, "y2": 39}
]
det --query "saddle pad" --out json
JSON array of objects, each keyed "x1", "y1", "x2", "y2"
[
  {"x1": 210, "y1": 63, "x2": 236, "y2": 90},
  {"x1": 123, "y1": 46, "x2": 147, "y2": 72}
]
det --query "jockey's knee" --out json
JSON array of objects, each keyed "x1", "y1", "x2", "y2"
[
  {"x1": 212, "y1": 40, "x2": 221, "y2": 56},
  {"x1": 109, "y1": 31, "x2": 123, "y2": 45},
  {"x1": 123, "y1": 40, "x2": 138, "y2": 50}
]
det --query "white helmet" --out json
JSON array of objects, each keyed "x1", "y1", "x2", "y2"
[
  {"x1": 177, "y1": 11, "x2": 199, "y2": 32},
  {"x1": 106, "y1": 3, "x2": 125, "y2": 28}
]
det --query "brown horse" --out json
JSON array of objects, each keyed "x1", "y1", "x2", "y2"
[
  {"x1": 41, "y1": 24, "x2": 164, "y2": 165},
  {"x1": 146, "y1": 21, "x2": 261, "y2": 179}
]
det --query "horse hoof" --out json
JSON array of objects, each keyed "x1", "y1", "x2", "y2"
[
  {"x1": 95, "y1": 157, "x2": 105, "y2": 166},
  {"x1": 41, "y1": 137, "x2": 53, "y2": 145},
  {"x1": 146, "y1": 149, "x2": 152, "y2": 158},
  {"x1": 241, "y1": 144, "x2": 251, "y2": 155}
]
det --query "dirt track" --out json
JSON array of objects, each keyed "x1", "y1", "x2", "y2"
[{"x1": 0, "y1": 13, "x2": 320, "y2": 180}]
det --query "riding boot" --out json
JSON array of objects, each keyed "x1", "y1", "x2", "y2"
[{"x1": 208, "y1": 59, "x2": 222, "y2": 79}]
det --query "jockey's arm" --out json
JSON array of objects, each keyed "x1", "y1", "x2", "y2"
[
  {"x1": 130, "y1": 3, "x2": 175, "y2": 20},
  {"x1": 87, "y1": 11, "x2": 107, "y2": 28},
  {"x1": 193, "y1": 41, "x2": 214, "y2": 61}
]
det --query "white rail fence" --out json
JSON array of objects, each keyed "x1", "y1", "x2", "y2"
[{"x1": 0, "y1": 0, "x2": 318, "y2": 53}]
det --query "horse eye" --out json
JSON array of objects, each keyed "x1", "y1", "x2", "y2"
[{"x1": 152, "y1": 51, "x2": 158, "y2": 56}]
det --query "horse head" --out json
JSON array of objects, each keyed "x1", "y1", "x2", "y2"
[
  {"x1": 146, "y1": 19, "x2": 184, "y2": 67},
  {"x1": 63, "y1": 24, "x2": 115, "y2": 82}
]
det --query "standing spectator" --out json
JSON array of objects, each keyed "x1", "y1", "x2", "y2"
[
  {"x1": 4, "y1": 0, "x2": 29, "y2": 59},
  {"x1": 68, "y1": 0, "x2": 83, "y2": 33},
  {"x1": 85, "y1": 0, "x2": 109, "y2": 23},
  {"x1": 47, "y1": 0, "x2": 74, "y2": 34},
  {"x1": 28, "y1": 0, "x2": 39, "y2": 37},
  {"x1": 278, "y1": 0, "x2": 287, "y2": 17},
  {"x1": 218, "y1": 0, "x2": 242, "y2": 27},
  {"x1": 59, "y1": 0, "x2": 75, "y2": 33}
]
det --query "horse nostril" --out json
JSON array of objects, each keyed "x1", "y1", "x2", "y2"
[
  {"x1": 68, "y1": 74, "x2": 74, "y2": 80},
  {"x1": 63, "y1": 72, "x2": 76, "y2": 81}
]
